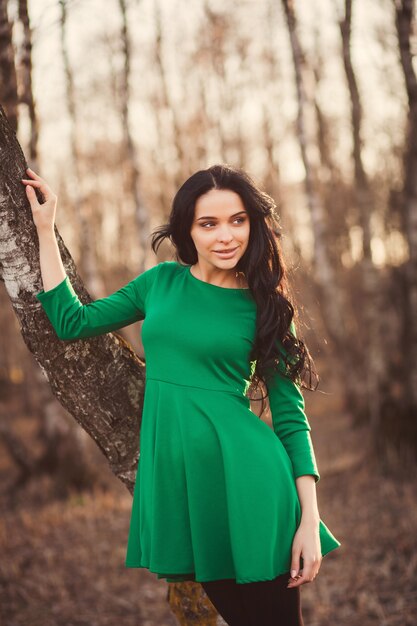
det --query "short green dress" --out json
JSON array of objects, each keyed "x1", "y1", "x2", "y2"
[{"x1": 36, "y1": 260, "x2": 341, "y2": 584}]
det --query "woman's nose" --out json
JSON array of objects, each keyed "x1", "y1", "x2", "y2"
[{"x1": 217, "y1": 227, "x2": 233, "y2": 243}]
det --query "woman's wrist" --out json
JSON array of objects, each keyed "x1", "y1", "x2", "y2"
[
  {"x1": 37, "y1": 226, "x2": 55, "y2": 240},
  {"x1": 295, "y1": 475, "x2": 320, "y2": 524},
  {"x1": 300, "y1": 509, "x2": 320, "y2": 526}
]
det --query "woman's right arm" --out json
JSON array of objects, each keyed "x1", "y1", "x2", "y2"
[
  {"x1": 23, "y1": 168, "x2": 159, "y2": 340},
  {"x1": 22, "y1": 167, "x2": 66, "y2": 292}
]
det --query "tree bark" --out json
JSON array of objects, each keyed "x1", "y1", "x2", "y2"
[
  {"x1": 394, "y1": 0, "x2": 417, "y2": 410},
  {"x1": 339, "y1": 0, "x2": 385, "y2": 449},
  {"x1": 17, "y1": 0, "x2": 39, "y2": 166},
  {"x1": 281, "y1": 4, "x2": 355, "y2": 348},
  {"x1": 0, "y1": 102, "x2": 144, "y2": 493},
  {"x1": 0, "y1": 0, "x2": 18, "y2": 132},
  {"x1": 153, "y1": 0, "x2": 186, "y2": 187},
  {"x1": 281, "y1": 0, "x2": 376, "y2": 429},
  {"x1": 58, "y1": 0, "x2": 105, "y2": 298},
  {"x1": 118, "y1": 0, "x2": 150, "y2": 275},
  {"x1": 281, "y1": 0, "x2": 345, "y2": 337},
  {"x1": 261, "y1": 1, "x2": 283, "y2": 207}
]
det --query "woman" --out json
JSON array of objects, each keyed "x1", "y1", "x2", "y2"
[{"x1": 23, "y1": 163, "x2": 341, "y2": 626}]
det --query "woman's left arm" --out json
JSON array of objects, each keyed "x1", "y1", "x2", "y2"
[
  {"x1": 266, "y1": 369, "x2": 323, "y2": 588},
  {"x1": 265, "y1": 320, "x2": 323, "y2": 588}
]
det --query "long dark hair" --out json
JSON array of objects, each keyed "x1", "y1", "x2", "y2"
[{"x1": 150, "y1": 164, "x2": 318, "y2": 416}]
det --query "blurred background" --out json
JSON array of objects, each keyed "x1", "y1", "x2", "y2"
[{"x1": 0, "y1": 0, "x2": 416, "y2": 624}]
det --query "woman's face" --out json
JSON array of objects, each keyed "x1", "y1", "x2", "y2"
[{"x1": 190, "y1": 189, "x2": 250, "y2": 270}]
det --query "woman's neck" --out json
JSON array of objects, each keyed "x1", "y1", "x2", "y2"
[{"x1": 191, "y1": 263, "x2": 248, "y2": 289}]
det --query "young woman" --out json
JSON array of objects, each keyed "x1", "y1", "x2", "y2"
[{"x1": 23, "y1": 163, "x2": 341, "y2": 626}]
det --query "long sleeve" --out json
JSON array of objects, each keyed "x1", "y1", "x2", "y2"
[
  {"x1": 266, "y1": 321, "x2": 320, "y2": 483},
  {"x1": 35, "y1": 263, "x2": 162, "y2": 341}
]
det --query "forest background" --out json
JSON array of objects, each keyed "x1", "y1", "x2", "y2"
[{"x1": 0, "y1": 0, "x2": 416, "y2": 624}]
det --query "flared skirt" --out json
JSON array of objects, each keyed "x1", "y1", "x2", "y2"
[{"x1": 125, "y1": 378, "x2": 341, "y2": 584}]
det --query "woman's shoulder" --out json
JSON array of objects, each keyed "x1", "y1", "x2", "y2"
[
  {"x1": 154, "y1": 260, "x2": 188, "y2": 277},
  {"x1": 137, "y1": 260, "x2": 186, "y2": 286},
  {"x1": 132, "y1": 261, "x2": 186, "y2": 296}
]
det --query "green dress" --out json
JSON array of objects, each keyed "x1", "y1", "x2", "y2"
[{"x1": 36, "y1": 260, "x2": 341, "y2": 584}]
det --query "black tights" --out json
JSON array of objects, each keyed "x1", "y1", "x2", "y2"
[{"x1": 201, "y1": 571, "x2": 304, "y2": 626}]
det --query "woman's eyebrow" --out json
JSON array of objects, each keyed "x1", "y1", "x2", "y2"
[{"x1": 196, "y1": 211, "x2": 247, "y2": 221}]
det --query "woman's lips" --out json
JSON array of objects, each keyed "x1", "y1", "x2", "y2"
[{"x1": 213, "y1": 246, "x2": 239, "y2": 258}]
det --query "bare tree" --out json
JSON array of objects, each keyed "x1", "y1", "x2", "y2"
[
  {"x1": 58, "y1": 0, "x2": 105, "y2": 297},
  {"x1": 338, "y1": 0, "x2": 385, "y2": 451},
  {"x1": 393, "y1": 1, "x2": 417, "y2": 418},
  {"x1": 118, "y1": 0, "x2": 150, "y2": 275},
  {"x1": 0, "y1": 103, "x2": 144, "y2": 492},
  {"x1": 261, "y1": 1, "x2": 283, "y2": 203},
  {"x1": 195, "y1": 4, "x2": 231, "y2": 164},
  {"x1": 280, "y1": 2, "x2": 350, "y2": 355},
  {"x1": 0, "y1": 0, "x2": 18, "y2": 131},
  {"x1": 153, "y1": 0, "x2": 186, "y2": 186},
  {"x1": 17, "y1": 0, "x2": 39, "y2": 166}
]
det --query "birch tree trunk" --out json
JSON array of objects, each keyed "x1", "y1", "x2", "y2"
[
  {"x1": 280, "y1": 1, "x2": 361, "y2": 372},
  {"x1": 339, "y1": 0, "x2": 386, "y2": 451},
  {"x1": 0, "y1": 0, "x2": 18, "y2": 132},
  {"x1": 17, "y1": 0, "x2": 39, "y2": 167},
  {"x1": 0, "y1": 103, "x2": 145, "y2": 490},
  {"x1": 153, "y1": 0, "x2": 185, "y2": 187},
  {"x1": 281, "y1": 0, "x2": 344, "y2": 333},
  {"x1": 58, "y1": 0, "x2": 105, "y2": 298},
  {"x1": 261, "y1": 1, "x2": 283, "y2": 207},
  {"x1": 394, "y1": 0, "x2": 417, "y2": 413},
  {"x1": 118, "y1": 0, "x2": 149, "y2": 275},
  {"x1": 0, "y1": 104, "x2": 220, "y2": 626}
]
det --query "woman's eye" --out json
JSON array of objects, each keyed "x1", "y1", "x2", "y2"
[{"x1": 201, "y1": 217, "x2": 246, "y2": 228}]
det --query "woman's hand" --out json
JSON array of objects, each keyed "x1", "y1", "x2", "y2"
[
  {"x1": 21, "y1": 167, "x2": 57, "y2": 233},
  {"x1": 287, "y1": 518, "x2": 322, "y2": 588}
]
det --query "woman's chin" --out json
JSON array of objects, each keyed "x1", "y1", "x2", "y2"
[{"x1": 212, "y1": 258, "x2": 240, "y2": 270}]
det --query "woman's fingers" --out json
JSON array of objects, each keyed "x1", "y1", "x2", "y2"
[
  {"x1": 25, "y1": 183, "x2": 38, "y2": 198},
  {"x1": 287, "y1": 572, "x2": 303, "y2": 588},
  {"x1": 25, "y1": 184, "x2": 40, "y2": 209},
  {"x1": 287, "y1": 563, "x2": 319, "y2": 588},
  {"x1": 26, "y1": 167, "x2": 42, "y2": 181},
  {"x1": 21, "y1": 168, "x2": 57, "y2": 232},
  {"x1": 22, "y1": 179, "x2": 41, "y2": 185},
  {"x1": 21, "y1": 177, "x2": 54, "y2": 202}
]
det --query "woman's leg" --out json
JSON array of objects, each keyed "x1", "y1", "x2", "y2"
[
  {"x1": 239, "y1": 571, "x2": 304, "y2": 626},
  {"x1": 201, "y1": 578, "x2": 251, "y2": 626},
  {"x1": 202, "y1": 572, "x2": 304, "y2": 626}
]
